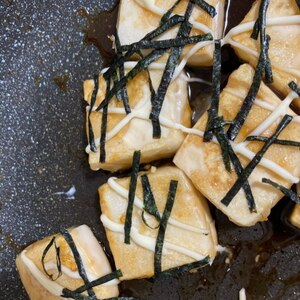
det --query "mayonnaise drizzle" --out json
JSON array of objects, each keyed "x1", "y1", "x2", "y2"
[
  {"x1": 43, "y1": 262, "x2": 119, "y2": 286},
  {"x1": 222, "y1": 87, "x2": 300, "y2": 183},
  {"x1": 100, "y1": 214, "x2": 207, "y2": 261},
  {"x1": 20, "y1": 226, "x2": 118, "y2": 298},
  {"x1": 239, "y1": 288, "x2": 247, "y2": 300},
  {"x1": 107, "y1": 177, "x2": 209, "y2": 234},
  {"x1": 224, "y1": 88, "x2": 300, "y2": 124},
  {"x1": 223, "y1": 15, "x2": 300, "y2": 77},
  {"x1": 20, "y1": 250, "x2": 64, "y2": 297}
]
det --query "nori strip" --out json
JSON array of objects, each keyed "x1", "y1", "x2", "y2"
[
  {"x1": 41, "y1": 236, "x2": 62, "y2": 281},
  {"x1": 160, "y1": 0, "x2": 182, "y2": 25},
  {"x1": 214, "y1": 117, "x2": 232, "y2": 172},
  {"x1": 296, "y1": 0, "x2": 300, "y2": 9},
  {"x1": 250, "y1": 0, "x2": 269, "y2": 40},
  {"x1": 214, "y1": 120, "x2": 256, "y2": 211},
  {"x1": 115, "y1": 32, "x2": 131, "y2": 114},
  {"x1": 289, "y1": 81, "x2": 300, "y2": 96},
  {"x1": 250, "y1": 0, "x2": 273, "y2": 83},
  {"x1": 204, "y1": 39, "x2": 221, "y2": 142},
  {"x1": 228, "y1": 0, "x2": 273, "y2": 141},
  {"x1": 119, "y1": 33, "x2": 213, "y2": 52},
  {"x1": 60, "y1": 227, "x2": 96, "y2": 298},
  {"x1": 141, "y1": 175, "x2": 161, "y2": 229},
  {"x1": 150, "y1": 2, "x2": 194, "y2": 138},
  {"x1": 124, "y1": 150, "x2": 141, "y2": 244},
  {"x1": 104, "y1": 15, "x2": 185, "y2": 80},
  {"x1": 191, "y1": 0, "x2": 217, "y2": 17},
  {"x1": 159, "y1": 256, "x2": 210, "y2": 277},
  {"x1": 246, "y1": 135, "x2": 300, "y2": 147},
  {"x1": 97, "y1": 48, "x2": 166, "y2": 111},
  {"x1": 88, "y1": 75, "x2": 99, "y2": 152},
  {"x1": 221, "y1": 114, "x2": 293, "y2": 207},
  {"x1": 143, "y1": 15, "x2": 185, "y2": 41},
  {"x1": 264, "y1": 35, "x2": 273, "y2": 84},
  {"x1": 262, "y1": 178, "x2": 300, "y2": 204},
  {"x1": 141, "y1": 175, "x2": 161, "y2": 222},
  {"x1": 62, "y1": 270, "x2": 122, "y2": 296},
  {"x1": 154, "y1": 180, "x2": 178, "y2": 275},
  {"x1": 99, "y1": 79, "x2": 110, "y2": 163},
  {"x1": 61, "y1": 293, "x2": 94, "y2": 300},
  {"x1": 227, "y1": 41, "x2": 267, "y2": 141}
]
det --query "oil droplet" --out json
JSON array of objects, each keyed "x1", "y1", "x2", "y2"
[
  {"x1": 78, "y1": 3, "x2": 119, "y2": 66},
  {"x1": 53, "y1": 73, "x2": 70, "y2": 93}
]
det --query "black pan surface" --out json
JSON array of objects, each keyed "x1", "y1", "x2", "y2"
[{"x1": 0, "y1": 0, "x2": 299, "y2": 299}]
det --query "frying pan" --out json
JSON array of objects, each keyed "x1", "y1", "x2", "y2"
[{"x1": 0, "y1": 0, "x2": 299, "y2": 299}]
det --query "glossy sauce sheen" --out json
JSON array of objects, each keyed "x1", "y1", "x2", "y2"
[{"x1": 83, "y1": 1, "x2": 300, "y2": 299}]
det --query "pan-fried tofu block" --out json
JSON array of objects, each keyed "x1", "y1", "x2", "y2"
[
  {"x1": 117, "y1": 0, "x2": 225, "y2": 66},
  {"x1": 16, "y1": 225, "x2": 119, "y2": 300},
  {"x1": 227, "y1": 0, "x2": 300, "y2": 104},
  {"x1": 99, "y1": 165, "x2": 218, "y2": 280},
  {"x1": 84, "y1": 63, "x2": 191, "y2": 172},
  {"x1": 174, "y1": 64, "x2": 300, "y2": 227},
  {"x1": 290, "y1": 204, "x2": 300, "y2": 229}
]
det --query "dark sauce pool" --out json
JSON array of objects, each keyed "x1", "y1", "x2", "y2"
[{"x1": 80, "y1": 1, "x2": 300, "y2": 299}]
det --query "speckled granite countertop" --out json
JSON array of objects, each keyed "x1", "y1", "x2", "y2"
[{"x1": 1, "y1": 1, "x2": 300, "y2": 300}]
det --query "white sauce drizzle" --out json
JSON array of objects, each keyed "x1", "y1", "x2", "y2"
[
  {"x1": 223, "y1": 15, "x2": 300, "y2": 77},
  {"x1": 224, "y1": 88, "x2": 300, "y2": 124},
  {"x1": 100, "y1": 214, "x2": 207, "y2": 261},
  {"x1": 53, "y1": 185, "x2": 76, "y2": 200},
  {"x1": 20, "y1": 226, "x2": 118, "y2": 297},
  {"x1": 107, "y1": 177, "x2": 209, "y2": 234},
  {"x1": 21, "y1": 250, "x2": 64, "y2": 297},
  {"x1": 185, "y1": 77, "x2": 212, "y2": 86},
  {"x1": 43, "y1": 262, "x2": 119, "y2": 286},
  {"x1": 239, "y1": 288, "x2": 247, "y2": 300},
  {"x1": 236, "y1": 91, "x2": 299, "y2": 149}
]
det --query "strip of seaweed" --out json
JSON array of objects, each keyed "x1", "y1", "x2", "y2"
[
  {"x1": 99, "y1": 79, "x2": 110, "y2": 163},
  {"x1": 88, "y1": 75, "x2": 99, "y2": 152},
  {"x1": 227, "y1": 39, "x2": 268, "y2": 141},
  {"x1": 119, "y1": 34, "x2": 213, "y2": 52},
  {"x1": 246, "y1": 136, "x2": 300, "y2": 147},
  {"x1": 227, "y1": 0, "x2": 272, "y2": 141},
  {"x1": 204, "y1": 39, "x2": 221, "y2": 142},
  {"x1": 149, "y1": 2, "x2": 194, "y2": 138},
  {"x1": 191, "y1": 0, "x2": 217, "y2": 17},
  {"x1": 289, "y1": 81, "x2": 300, "y2": 96},
  {"x1": 251, "y1": 0, "x2": 273, "y2": 83},
  {"x1": 154, "y1": 180, "x2": 178, "y2": 275},
  {"x1": 160, "y1": 0, "x2": 182, "y2": 25},
  {"x1": 60, "y1": 227, "x2": 96, "y2": 298},
  {"x1": 104, "y1": 15, "x2": 185, "y2": 80},
  {"x1": 262, "y1": 178, "x2": 300, "y2": 204},
  {"x1": 115, "y1": 32, "x2": 131, "y2": 114},
  {"x1": 124, "y1": 151, "x2": 141, "y2": 244},
  {"x1": 62, "y1": 270, "x2": 122, "y2": 296},
  {"x1": 41, "y1": 236, "x2": 62, "y2": 281},
  {"x1": 97, "y1": 49, "x2": 166, "y2": 111},
  {"x1": 222, "y1": 115, "x2": 292, "y2": 207}
]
